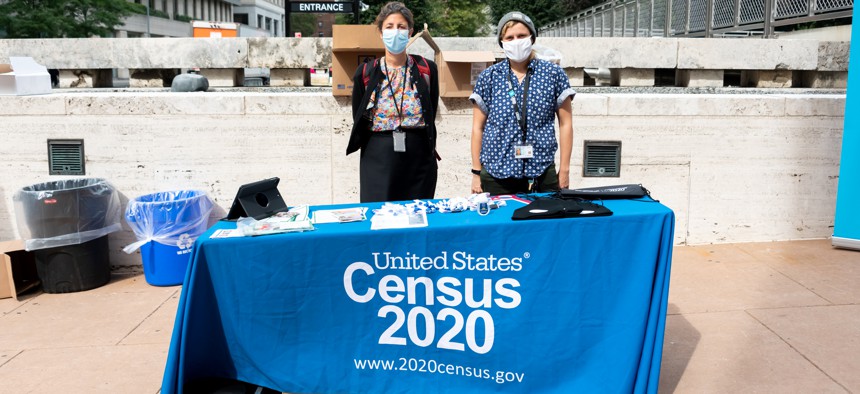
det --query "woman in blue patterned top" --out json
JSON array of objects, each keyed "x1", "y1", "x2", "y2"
[{"x1": 469, "y1": 11, "x2": 576, "y2": 195}]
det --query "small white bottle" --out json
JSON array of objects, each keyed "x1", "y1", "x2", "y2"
[{"x1": 475, "y1": 194, "x2": 491, "y2": 216}]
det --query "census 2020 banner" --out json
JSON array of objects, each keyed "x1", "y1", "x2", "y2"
[{"x1": 342, "y1": 248, "x2": 534, "y2": 387}]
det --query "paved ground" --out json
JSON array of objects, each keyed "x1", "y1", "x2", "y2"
[{"x1": 0, "y1": 239, "x2": 857, "y2": 394}]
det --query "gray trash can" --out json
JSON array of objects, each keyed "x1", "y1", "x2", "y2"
[{"x1": 14, "y1": 178, "x2": 121, "y2": 293}]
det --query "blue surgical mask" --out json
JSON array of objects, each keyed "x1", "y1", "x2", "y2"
[{"x1": 382, "y1": 29, "x2": 410, "y2": 55}]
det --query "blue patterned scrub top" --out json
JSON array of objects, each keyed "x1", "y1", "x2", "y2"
[{"x1": 470, "y1": 58, "x2": 576, "y2": 179}]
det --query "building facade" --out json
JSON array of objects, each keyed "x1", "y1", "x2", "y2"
[
  {"x1": 117, "y1": 0, "x2": 285, "y2": 38},
  {"x1": 233, "y1": 0, "x2": 286, "y2": 37}
]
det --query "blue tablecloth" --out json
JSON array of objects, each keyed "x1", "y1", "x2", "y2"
[{"x1": 162, "y1": 198, "x2": 675, "y2": 393}]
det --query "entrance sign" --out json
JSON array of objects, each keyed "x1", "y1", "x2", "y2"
[
  {"x1": 285, "y1": 0, "x2": 360, "y2": 40},
  {"x1": 291, "y1": 2, "x2": 355, "y2": 13}
]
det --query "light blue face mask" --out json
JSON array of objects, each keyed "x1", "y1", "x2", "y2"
[{"x1": 382, "y1": 29, "x2": 410, "y2": 55}]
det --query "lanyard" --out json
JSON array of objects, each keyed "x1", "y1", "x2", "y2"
[
  {"x1": 506, "y1": 66, "x2": 531, "y2": 144},
  {"x1": 383, "y1": 59, "x2": 408, "y2": 128}
]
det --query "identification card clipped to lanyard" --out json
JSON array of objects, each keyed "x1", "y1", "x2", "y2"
[
  {"x1": 508, "y1": 68, "x2": 533, "y2": 159},
  {"x1": 393, "y1": 128, "x2": 406, "y2": 152},
  {"x1": 514, "y1": 144, "x2": 534, "y2": 159}
]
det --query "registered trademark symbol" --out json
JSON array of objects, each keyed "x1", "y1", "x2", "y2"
[{"x1": 523, "y1": 252, "x2": 530, "y2": 259}]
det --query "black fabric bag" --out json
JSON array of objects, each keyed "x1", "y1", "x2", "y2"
[
  {"x1": 512, "y1": 197, "x2": 613, "y2": 221},
  {"x1": 559, "y1": 184, "x2": 650, "y2": 200}
]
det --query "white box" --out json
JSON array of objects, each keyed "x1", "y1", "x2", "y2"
[{"x1": 0, "y1": 57, "x2": 53, "y2": 96}]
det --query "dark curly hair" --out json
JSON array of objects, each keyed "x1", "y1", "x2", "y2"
[{"x1": 374, "y1": 2, "x2": 414, "y2": 31}]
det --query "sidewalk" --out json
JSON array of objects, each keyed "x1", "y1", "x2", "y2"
[{"x1": 0, "y1": 239, "x2": 857, "y2": 393}]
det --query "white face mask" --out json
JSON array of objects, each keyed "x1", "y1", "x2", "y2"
[{"x1": 502, "y1": 37, "x2": 533, "y2": 63}]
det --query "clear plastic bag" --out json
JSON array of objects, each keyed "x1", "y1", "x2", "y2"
[
  {"x1": 14, "y1": 178, "x2": 122, "y2": 251},
  {"x1": 533, "y1": 44, "x2": 563, "y2": 65},
  {"x1": 123, "y1": 190, "x2": 214, "y2": 254}
]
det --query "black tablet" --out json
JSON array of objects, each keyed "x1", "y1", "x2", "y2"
[{"x1": 225, "y1": 177, "x2": 289, "y2": 220}]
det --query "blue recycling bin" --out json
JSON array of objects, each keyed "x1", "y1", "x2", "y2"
[{"x1": 124, "y1": 190, "x2": 213, "y2": 286}]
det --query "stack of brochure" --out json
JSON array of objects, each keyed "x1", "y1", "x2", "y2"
[
  {"x1": 311, "y1": 207, "x2": 368, "y2": 224},
  {"x1": 370, "y1": 203, "x2": 428, "y2": 230},
  {"x1": 237, "y1": 206, "x2": 314, "y2": 236}
]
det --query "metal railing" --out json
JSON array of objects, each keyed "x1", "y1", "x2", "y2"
[{"x1": 540, "y1": 0, "x2": 852, "y2": 37}]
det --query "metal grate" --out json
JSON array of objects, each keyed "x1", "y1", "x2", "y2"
[
  {"x1": 671, "y1": 0, "x2": 690, "y2": 33},
  {"x1": 688, "y1": 0, "x2": 708, "y2": 31},
  {"x1": 48, "y1": 139, "x2": 85, "y2": 176},
  {"x1": 775, "y1": 0, "x2": 809, "y2": 18},
  {"x1": 638, "y1": 0, "x2": 653, "y2": 36},
  {"x1": 739, "y1": 0, "x2": 766, "y2": 23},
  {"x1": 540, "y1": 0, "x2": 852, "y2": 37},
  {"x1": 817, "y1": 0, "x2": 853, "y2": 12},
  {"x1": 713, "y1": 0, "x2": 737, "y2": 27},
  {"x1": 626, "y1": 4, "x2": 637, "y2": 36},
  {"x1": 583, "y1": 141, "x2": 621, "y2": 177}
]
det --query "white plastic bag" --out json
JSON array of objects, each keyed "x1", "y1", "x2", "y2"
[
  {"x1": 123, "y1": 190, "x2": 214, "y2": 254},
  {"x1": 14, "y1": 178, "x2": 122, "y2": 251},
  {"x1": 533, "y1": 44, "x2": 563, "y2": 65}
]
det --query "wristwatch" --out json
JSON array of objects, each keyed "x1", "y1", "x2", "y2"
[{"x1": 471, "y1": 169, "x2": 482, "y2": 175}]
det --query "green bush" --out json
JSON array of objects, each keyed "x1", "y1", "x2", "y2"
[
  {"x1": 149, "y1": 9, "x2": 169, "y2": 19},
  {"x1": 128, "y1": 3, "x2": 170, "y2": 19},
  {"x1": 129, "y1": 3, "x2": 147, "y2": 14}
]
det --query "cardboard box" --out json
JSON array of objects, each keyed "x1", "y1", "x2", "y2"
[
  {"x1": 410, "y1": 27, "x2": 496, "y2": 98},
  {"x1": 0, "y1": 57, "x2": 52, "y2": 96},
  {"x1": 331, "y1": 25, "x2": 496, "y2": 97},
  {"x1": 0, "y1": 240, "x2": 41, "y2": 300},
  {"x1": 332, "y1": 25, "x2": 385, "y2": 96},
  {"x1": 438, "y1": 51, "x2": 495, "y2": 97}
]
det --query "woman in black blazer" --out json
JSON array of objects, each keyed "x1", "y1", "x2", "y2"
[{"x1": 345, "y1": 1, "x2": 440, "y2": 203}]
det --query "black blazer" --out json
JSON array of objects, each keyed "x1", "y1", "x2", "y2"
[{"x1": 345, "y1": 54, "x2": 439, "y2": 155}]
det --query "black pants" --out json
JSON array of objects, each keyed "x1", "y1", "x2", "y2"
[
  {"x1": 480, "y1": 163, "x2": 560, "y2": 196},
  {"x1": 360, "y1": 128, "x2": 437, "y2": 203}
]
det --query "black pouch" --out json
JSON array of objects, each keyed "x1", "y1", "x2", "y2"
[
  {"x1": 512, "y1": 197, "x2": 613, "y2": 220},
  {"x1": 560, "y1": 184, "x2": 650, "y2": 200}
]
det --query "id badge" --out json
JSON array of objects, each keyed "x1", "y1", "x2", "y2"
[
  {"x1": 393, "y1": 129, "x2": 406, "y2": 152},
  {"x1": 514, "y1": 144, "x2": 534, "y2": 159}
]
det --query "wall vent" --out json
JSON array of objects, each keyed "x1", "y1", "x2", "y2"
[
  {"x1": 583, "y1": 141, "x2": 621, "y2": 177},
  {"x1": 48, "y1": 139, "x2": 85, "y2": 176}
]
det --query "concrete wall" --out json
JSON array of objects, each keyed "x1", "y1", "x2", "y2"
[
  {"x1": 0, "y1": 37, "x2": 849, "y2": 88},
  {"x1": 0, "y1": 91, "x2": 844, "y2": 268}
]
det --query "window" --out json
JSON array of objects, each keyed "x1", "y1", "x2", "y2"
[
  {"x1": 234, "y1": 13, "x2": 249, "y2": 25},
  {"x1": 258, "y1": 15, "x2": 264, "y2": 28}
]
